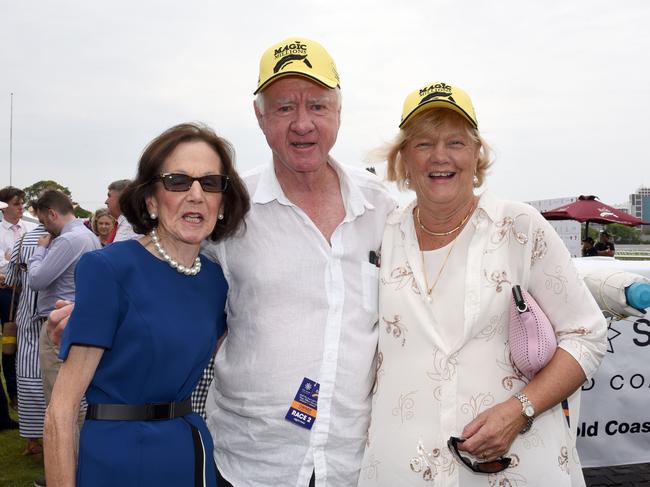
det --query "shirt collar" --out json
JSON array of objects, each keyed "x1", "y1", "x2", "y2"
[
  {"x1": 60, "y1": 219, "x2": 83, "y2": 235},
  {"x1": 473, "y1": 190, "x2": 498, "y2": 224},
  {"x1": 252, "y1": 158, "x2": 375, "y2": 218}
]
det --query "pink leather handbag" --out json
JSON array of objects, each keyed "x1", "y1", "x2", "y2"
[{"x1": 509, "y1": 285, "x2": 557, "y2": 380}]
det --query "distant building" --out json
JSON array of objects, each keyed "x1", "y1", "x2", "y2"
[
  {"x1": 613, "y1": 202, "x2": 630, "y2": 214},
  {"x1": 629, "y1": 186, "x2": 650, "y2": 222}
]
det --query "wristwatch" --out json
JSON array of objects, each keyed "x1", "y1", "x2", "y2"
[{"x1": 514, "y1": 392, "x2": 535, "y2": 434}]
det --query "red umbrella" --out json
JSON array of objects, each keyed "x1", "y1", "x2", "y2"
[{"x1": 542, "y1": 195, "x2": 649, "y2": 237}]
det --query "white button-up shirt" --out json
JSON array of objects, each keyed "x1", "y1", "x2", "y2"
[
  {"x1": 113, "y1": 214, "x2": 140, "y2": 242},
  {"x1": 203, "y1": 160, "x2": 396, "y2": 487},
  {"x1": 0, "y1": 219, "x2": 37, "y2": 274}
]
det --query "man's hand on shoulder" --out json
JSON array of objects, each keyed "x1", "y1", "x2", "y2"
[{"x1": 38, "y1": 234, "x2": 52, "y2": 248}]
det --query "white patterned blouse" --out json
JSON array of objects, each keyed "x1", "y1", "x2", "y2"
[{"x1": 357, "y1": 191, "x2": 607, "y2": 487}]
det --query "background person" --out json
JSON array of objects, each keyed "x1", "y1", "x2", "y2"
[
  {"x1": 105, "y1": 179, "x2": 140, "y2": 242},
  {"x1": 6, "y1": 223, "x2": 49, "y2": 455},
  {"x1": 28, "y1": 189, "x2": 101, "y2": 440},
  {"x1": 0, "y1": 186, "x2": 37, "y2": 413},
  {"x1": 90, "y1": 208, "x2": 116, "y2": 247},
  {"x1": 594, "y1": 230, "x2": 615, "y2": 257},
  {"x1": 357, "y1": 82, "x2": 607, "y2": 487},
  {"x1": 44, "y1": 123, "x2": 249, "y2": 487},
  {"x1": 581, "y1": 236, "x2": 597, "y2": 257}
]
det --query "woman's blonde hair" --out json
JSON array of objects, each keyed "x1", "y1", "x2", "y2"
[{"x1": 383, "y1": 109, "x2": 492, "y2": 191}]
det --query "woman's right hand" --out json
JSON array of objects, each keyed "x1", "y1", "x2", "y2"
[{"x1": 457, "y1": 397, "x2": 526, "y2": 460}]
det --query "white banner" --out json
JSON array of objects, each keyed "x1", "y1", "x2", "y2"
[{"x1": 577, "y1": 315, "x2": 650, "y2": 467}]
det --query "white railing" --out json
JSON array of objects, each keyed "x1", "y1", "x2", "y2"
[{"x1": 615, "y1": 249, "x2": 650, "y2": 260}]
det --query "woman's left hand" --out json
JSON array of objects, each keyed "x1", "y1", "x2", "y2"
[{"x1": 456, "y1": 397, "x2": 526, "y2": 460}]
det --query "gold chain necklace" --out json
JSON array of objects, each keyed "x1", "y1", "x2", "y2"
[
  {"x1": 419, "y1": 236, "x2": 458, "y2": 303},
  {"x1": 416, "y1": 203, "x2": 474, "y2": 237},
  {"x1": 416, "y1": 200, "x2": 476, "y2": 302}
]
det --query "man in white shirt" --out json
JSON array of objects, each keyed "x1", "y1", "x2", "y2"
[
  {"x1": 202, "y1": 37, "x2": 395, "y2": 487},
  {"x1": 0, "y1": 186, "x2": 36, "y2": 414},
  {"x1": 105, "y1": 179, "x2": 139, "y2": 242}
]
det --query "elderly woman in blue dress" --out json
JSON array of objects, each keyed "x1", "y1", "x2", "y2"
[
  {"x1": 357, "y1": 83, "x2": 607, "y2": 486},
  {"x1": 44, "y1": 123, "x2": 249, "y2": 486}
]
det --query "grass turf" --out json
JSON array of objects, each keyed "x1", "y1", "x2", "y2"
[{"x1": 0, "y1": 380, "x2": 44, "y2": 486}]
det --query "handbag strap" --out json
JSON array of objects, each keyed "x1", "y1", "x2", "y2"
[{"x1": 7, "y1": 234, "x2": 26, "y2": 322}]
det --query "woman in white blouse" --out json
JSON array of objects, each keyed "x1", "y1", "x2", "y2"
[{"x1": 357, "y1": 82, "x2": 607, "y2": 487}]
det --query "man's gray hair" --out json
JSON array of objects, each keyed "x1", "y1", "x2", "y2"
[
  {"x1": 254, "y1": 87, "x2": 342, "y2": 115},
  {"x1": 108, "y1": 179, "x2": 132, "y2": 193}
]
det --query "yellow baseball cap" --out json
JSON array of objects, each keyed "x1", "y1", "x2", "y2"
[
  {"x1": 254, "y1": 37, "x2": 340, "y2": 94},
  {"x1": 399, "y1": 81, "x2": 478, "y2": 128}
]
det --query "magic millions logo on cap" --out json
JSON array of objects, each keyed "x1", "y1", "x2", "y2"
[
  {"x1": 399, "y1": 81, "x2": 478, "y2": 129},
  {"x1": 418, "y1": 82, "x2": 456, "y2": 106},
  {"x1": 273, "y1": 41, "x2": 312, "y2": 73},
  {"x1": 255, "y1": 37, "x2": 340, "y2": 94}
]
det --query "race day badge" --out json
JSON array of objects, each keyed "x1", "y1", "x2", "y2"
[{"x1": 285, "y1": 377, "x2": 320, "y2": 430}]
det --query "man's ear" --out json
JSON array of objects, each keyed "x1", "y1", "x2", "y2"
[{"x1": 254, "y1": 100, "x2": 264, "y2": 130}]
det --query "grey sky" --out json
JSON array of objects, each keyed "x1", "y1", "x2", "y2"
[{"x1": 1, "y1": 0, "x2": 648, "y2": 211}]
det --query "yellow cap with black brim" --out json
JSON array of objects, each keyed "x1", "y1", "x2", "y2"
[
  {"x1": 254, "y1": 37, "x2": 340, "y2": 94},
  {"x1": 399, "y1": 81, "x2": 477, "y2": 129}
]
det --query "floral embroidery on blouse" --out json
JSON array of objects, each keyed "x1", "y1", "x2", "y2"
[
  {"x1": 475, "y1": 312, "x2": 506, "y2": 341},
  {"x1": 544, "y1": 266, "x2": 568, "y2": 303},
  {"x1": 487, "y1": 454, "x2": 526, "y2": 486},
  {"x1": 382, "y1": 315, "x2": 408, "y2": 347},
  {"x1": 460, "y1": 393, "x2": 495, "y2": 420},
  {"x1": 521, "y1": 429, "x2": 544, "y2": 449},
  {"x1": 484, "y1": 270, "x2": 511, "y2": 293},
  {"x1": 409, "y1": 441, "x2": 455, "y2": 481},
  {"x1": 486, "y1": 215, "x2": 529, "y2": 252},
  {"x1": 530, "y1": 228, "x2": 547, "y2": 266},
  {"x1": 498, "y1": 342, "x2": 528, "y2": 389},
  {"x1": 501, "y1": 369, "x2": 527, "y2": 391},
  {"x1": 392, "y1": 391, "x2": 417, "y2": 424},
  {"x1": 361, "y1": 454, "x2": 381, "y2": 481},
  {"x1": 382, "y1": 262, "x2": 421, "y2": 294},
  {"x1": 427, "y1": 350, "x2": 459, "y2": 401},
  {"x1": 558, "y1": 446, "x2": 570, "y2": 473}
]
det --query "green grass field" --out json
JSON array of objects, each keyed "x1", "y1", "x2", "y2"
[{"x1": 0, "y1": 380, "x2": 44, "y2": 487}]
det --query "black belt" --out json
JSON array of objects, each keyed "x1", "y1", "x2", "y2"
[{"x1": 86, "y1": 398, "x2": 192, "y2": 421}]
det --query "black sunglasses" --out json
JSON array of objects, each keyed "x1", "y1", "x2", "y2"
[
  {"x1": 152, "y1": 173, "x2": 229, "y2": 193},
  {"x1": 447, "y1": 437, "x2": 511, "y2": 474}
]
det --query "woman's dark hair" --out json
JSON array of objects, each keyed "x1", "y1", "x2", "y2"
[{"x1": 120, "y1": 123, "x2": 250, "y2": 241}]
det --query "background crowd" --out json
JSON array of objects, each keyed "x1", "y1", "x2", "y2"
[{"x1": 0, "y1": 181, "x2": 140, "y2": 486}]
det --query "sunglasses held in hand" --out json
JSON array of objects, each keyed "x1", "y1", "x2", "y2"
[
  {"x1": 153, "y1": 173, "x2": 229, "y2": 193},
  {"x1": 447, "y1": 436, "x2": 511, "y2": 474}
]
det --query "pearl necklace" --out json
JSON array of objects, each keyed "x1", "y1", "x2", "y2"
[{"x1": 150, "y1": 229, "x2": 201, "y2": 276}]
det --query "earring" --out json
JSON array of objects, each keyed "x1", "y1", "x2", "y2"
[
  {"x1": 405, "y1": 177, "x2": 411, "y2": 187},
  {"x1": 150, "y1": 212, "x2": 157, "y2": 220},
  {"x1": 217, "y1": 214, "x2": 224, "y2": 220},
  {"x1": 473, "y1": 174, "x2": 479, "y2": 187}
]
